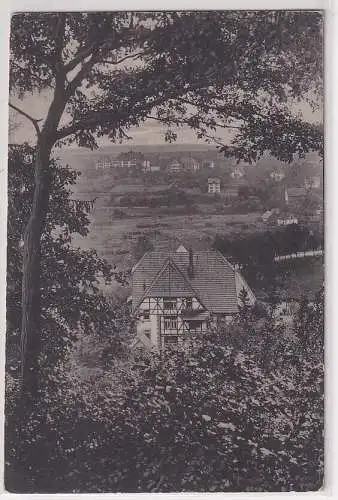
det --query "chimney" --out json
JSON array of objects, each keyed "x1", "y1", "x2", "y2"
[{"x1": 187, "y1": 248, "x2": 194, "y2": 279}]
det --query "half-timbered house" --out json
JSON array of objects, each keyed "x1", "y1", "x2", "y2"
[{"x1": 131, "y1": 245, "x2": 255, "y2": 349}]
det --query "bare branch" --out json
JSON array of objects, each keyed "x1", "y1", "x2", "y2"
[{"x1": 9, "y1": 102, "x2": 42, "y2": 137}]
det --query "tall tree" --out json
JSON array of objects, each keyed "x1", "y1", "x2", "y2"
[
  {"x1": 9, "y1": 11, "x2": 323, "y2": 395},
  {"x1": 7, "y1": 145, "x2": 129, "y2": 391}
]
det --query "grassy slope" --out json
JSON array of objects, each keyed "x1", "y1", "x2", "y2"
[{"x1": 61, "y1": 149, "x2": 324, "y2": 301}]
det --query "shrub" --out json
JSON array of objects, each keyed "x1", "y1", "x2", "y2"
[{"x1": 6, "y1": 297, "x2": 324, "y2": 493}]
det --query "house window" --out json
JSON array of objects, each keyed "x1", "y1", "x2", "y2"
[
  {"x1": 163, "y1": 298, "x2": 176, "y2": 310},
  {"x1": 143, "y1": 310, "x2": 150, "y2": 320},
  {"x1": 185, "y1": 297, "x2": 193, "y2": 310},
  {"x1": 188, "y1": 320, "x2": 203, "y2": 332},
  {"x1": 164, "y1": 335, "x2": 178, "y2": 345},
  {"x1": 164, "y1": 316, "x2": 178, "y2": 330}
]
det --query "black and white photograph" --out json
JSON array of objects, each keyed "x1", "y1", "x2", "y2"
[{"x1": 4, "y1": 9, "x2": 324, "y2": 493}]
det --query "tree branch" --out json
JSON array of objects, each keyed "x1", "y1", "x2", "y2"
[
  {"x1": 201, "y1": 133, "x2": 228, "y2": 148},
  {"x1": 9, "y1": 102, "x2": 42, "y2": 137},
  {"x1": 55, "y1": 114, "x2": 101, "y2": 140},
  {"x1": 145, "y1": 114, "x2": 241, "y2": 130},
  {"x1": 54, "y1": 13, "x2": 67, "y2": 86},
  {"x1": 64, "y1": 44, "x2": 96, "y2": 74},
  {"x1": 65, "y1": 55, "x2": 98, "y2": 98},
  {"x1": 54, "y1": 13, "x2": 66, "y2": 59},
  {"x1": 101, "y1": 51, "x2": 144, "y2": 66}
]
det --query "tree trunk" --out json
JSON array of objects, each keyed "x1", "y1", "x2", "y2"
[{"x1": 20, "y1": 139, "x2": 52, "y2": 397}]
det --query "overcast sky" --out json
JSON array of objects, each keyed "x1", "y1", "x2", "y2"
[{"x1": 9, "y1": 89, "x2": 323, "y2": 148}]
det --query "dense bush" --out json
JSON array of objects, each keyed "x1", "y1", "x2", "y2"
[
  {"x1": 6, "y1": 291, "x2": 324, "y2": 493},
  {"x1": 214, "y1": 224, "x2": 323, "y2": 268}
]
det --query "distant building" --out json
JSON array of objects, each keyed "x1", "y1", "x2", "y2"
[
  {"x1": 167, "y1": 160, "x2": 182, "y2": 173},
  {"x1": 181, "y1": 157, "x2": 200, "y2": 172},
  {"x1": 142, "y1": 160, "x2": 161, "y2": 173},
  {"x1": 230, "y1": 167, "x2": 244, "y2": 180},
  {"x1": 118, "y1": 160, "x2": 137, "y2": 169},
  {"x1": 131, "y1": 246, "x2": 255, "y2": 350},
  {"x1": 96, "y1": 157, "x2": 113, "y2": 169},
  {"x1": 202, "y1": 160, "x2": 216, "y2": 169},
  {"x1": 304, "y1": 176, "x2": 321, "y2": 189},
  {"x1": 208, "y1": 177, "x2": 221, "y2": 194},
  {"x1": 142, "y1": 160, "x2": 151, "y2": 171},
  {"x1": 277, "y1": 215, "x2": 298, "y2": 226},
  {"x1": 270, "y1": 171, "x2": 285, "y2": 182},
  {"x1": 96, "y1": 157, "x2": 136, "y2": 169}
]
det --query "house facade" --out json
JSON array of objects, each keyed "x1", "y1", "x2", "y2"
[
  {"x1": 230, "y1": 167, "x2": 245, "y2": 180},
  {"x1": 208, "y1": 177, "x2": 221, "y2": 193},
  {"x1": 167, "y1": 160, "x2": 182, "y2": 173},
  {"x1": 277, "y1": 215, "x2": 298, "y2": 226},
  {"x1": 142, "y1": 160, "x2": 161, "y2": 172},
  {"x1": 131, "y1": 246, "x2": 255, "y2": 350},
  {"x1": 270, "y1": 171, "x2": 285, "y2": 182},
  {"x1": 181, "y1": 157, "x2": 200, "y2": 172},
  {"x1": 96, "y1": 157, "x2": 136, "y2": 169},
  {"x1": 304, "y1": 176, "x2": 321, "y2": 189},
  {"x1": 96, "y1": 157, "x2": 113, "y2": 169}
]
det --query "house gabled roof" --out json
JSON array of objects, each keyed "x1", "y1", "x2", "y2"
[
  {"x1": 132, "y1": 248, "x2": 255, "y2": 314},
  {"x1": 136, "y1": 258, "x2": 198, "y2": 310}
]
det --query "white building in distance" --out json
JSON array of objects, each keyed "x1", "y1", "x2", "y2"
[{"x1": 208, "y1": 177, "x2": 221, "y2": 193}]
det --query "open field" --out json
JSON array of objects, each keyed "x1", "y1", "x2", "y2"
[{"x1": 73, "y1": 211, "x2": 265, "y2": 268}]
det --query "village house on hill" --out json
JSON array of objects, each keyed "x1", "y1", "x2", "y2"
[
  {"x1": 167, "y1": 159, "x2": 182, "y2": 173},
  {"x1": 95, "y1": 156, "x2": 137, "y2": 170},
  {"x1": 202, "y1": 159, "x2": 215, "y2": 169},
  {"x1": 131, "y1": 246, "x2": 255, "y2": 350},
  {"x1": 180, "y1": 156, "x2": 200, "y2": 172},
  {"x1": 230, "y1": 166, "x2": 245, "y2": 180},
  {"x1": 208, "y1": 177, "x2": 221, "y2": 194},
  {"x1": 142, "y1": 159, "x2": 161, "y2": 173},
  {"x1": 304, "y1": 175, "x2": 321, "y2": 190},
  {"x1": 270, "y1": 170, "x2": 285, "y2": 182},
  {"x1": 277, "y1": 214, "x2": 299, "y2": 226}
]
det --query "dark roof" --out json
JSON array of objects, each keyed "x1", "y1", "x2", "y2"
[{"x1": 132, "y1": 248, "x2": 253, "y2": 314}]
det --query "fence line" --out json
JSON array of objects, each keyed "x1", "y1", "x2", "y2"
[
  {"x1": 231, "y1": 248, "x2": 324, "y2": 269},
  {"x1": 273, "y1": 249, "x2": 324, "y2": 262}
]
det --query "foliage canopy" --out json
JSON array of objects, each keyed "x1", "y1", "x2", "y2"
[{"x1": 10, "y1": 11, "x2": 323, "y2": 161}]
